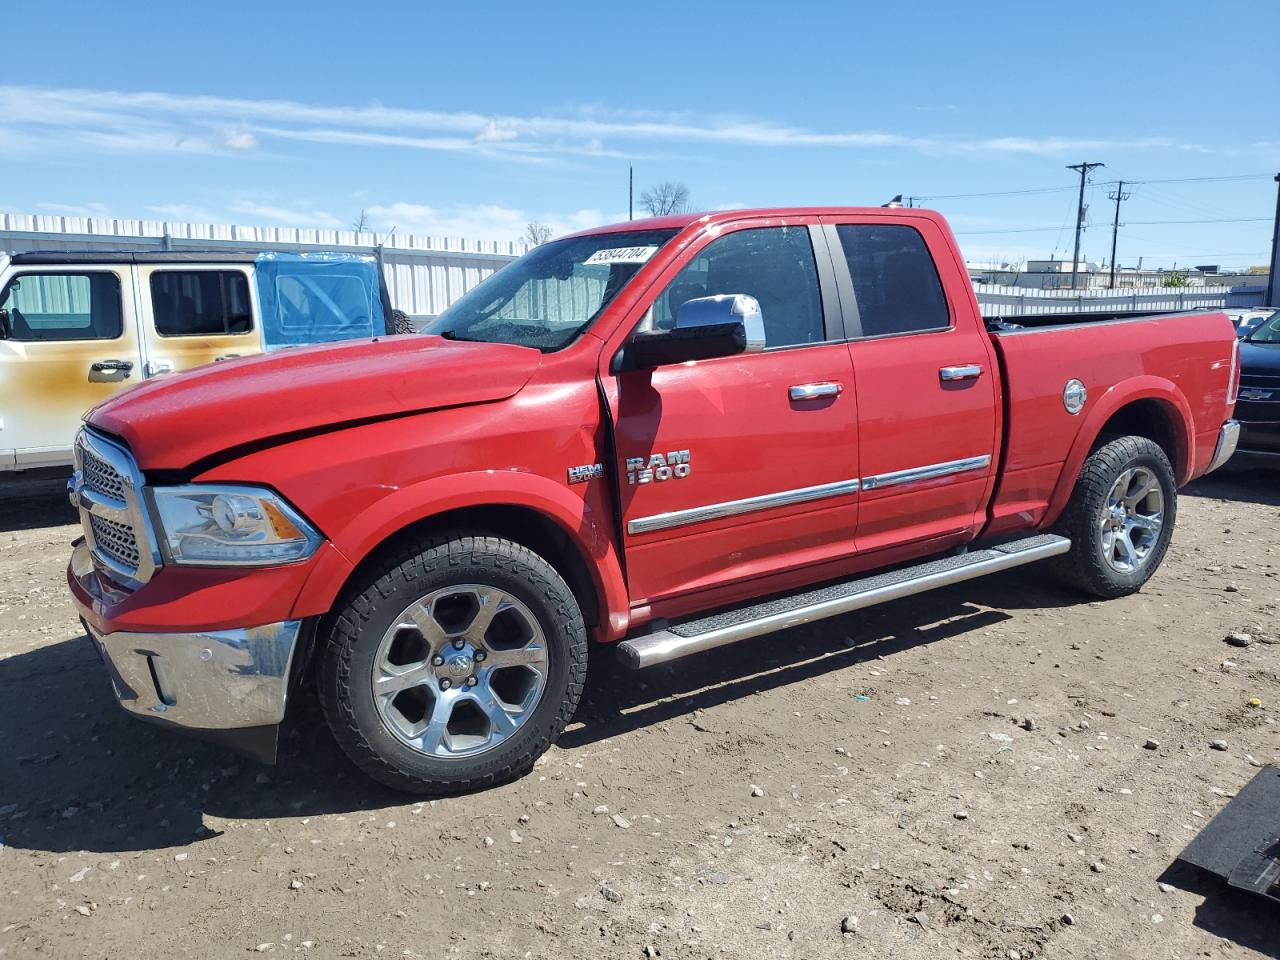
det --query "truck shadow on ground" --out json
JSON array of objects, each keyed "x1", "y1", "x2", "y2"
[
  {"x1": 0, "y1": 470, "x2": 76, "y2": 532},
  {"x1": 0, "y1": 566, "x2": 1085, "y2": 857},
  {"x1": 1184, "y1": 469, "x2": 1280, "y2": 508}
]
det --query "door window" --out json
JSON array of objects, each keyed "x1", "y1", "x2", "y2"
[
  {"x1": 835, "y1": 224, "x2": 950, "y2": 337},
  {"x1": 151, "y1": 270, "x2": 253, "y2": 337},
  {"x1": 1, "y1": 272, "x2": 122, "y2": 341},
  {"x1": 652, "y1": 227, "x2": 826, "y2": 348}
]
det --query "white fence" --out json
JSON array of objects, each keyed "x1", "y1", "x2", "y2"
[
  {"x1": 0, "y1": 213, "x2": 531, "y2": 321},
  {"x1": 974, "y1": 282, "x2": 1229, "y2": 317},
  {"x1": 1, "y1": 212, "x2": 1234, "y2": 321}
]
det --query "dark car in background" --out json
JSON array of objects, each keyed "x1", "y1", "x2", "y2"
[
  {"x1": 1229, "y1": 308, "x2": 1277, "y2": 340},
  {"x1": 1233, "y1": 310, "x2": 1280, "y2": 468}
]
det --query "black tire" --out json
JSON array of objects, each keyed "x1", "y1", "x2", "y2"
[
  {"x1": 318, "y1": 535, "x2": 587, "y2": 794},
  {"x1": 1051, "y1": 435, "x2": 1177, "y2": 598}
]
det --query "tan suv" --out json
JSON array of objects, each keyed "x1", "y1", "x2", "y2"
[{"x1": 0, "y1": 249, "x2": 391, "y2": 470}]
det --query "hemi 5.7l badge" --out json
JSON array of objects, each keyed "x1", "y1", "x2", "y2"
[
  {"x1": 567, "y1": 463, "x2": 605, "y2": 484},
  {"x1": 626, "y1": 450, "x2": 691, "y2": 485}
]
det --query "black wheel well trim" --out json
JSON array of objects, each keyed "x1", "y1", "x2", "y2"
[
  {"x1": 329, "y1": 503, "x2": 602, "y2": 633},
  {"x1": 1090, "y1": 397, "x2": 1186, "y2": 477}
]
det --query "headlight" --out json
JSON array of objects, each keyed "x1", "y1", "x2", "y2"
[{"x1": 150, "y1": 485, "x2": 322, "y2": 566}]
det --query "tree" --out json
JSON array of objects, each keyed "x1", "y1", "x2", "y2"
[
  {"x1": 523, "y1": 222, "x2": 553, "y2": 246},
  {"x1": 640, "y1": 181, "x2": 691, "y2": 217},
  {"x1": 351, "y1": 209, "x2": 370, "y2": 233},
  {"x1": 1162, "y1": 270, "x2": 1188, "y2": 288}
]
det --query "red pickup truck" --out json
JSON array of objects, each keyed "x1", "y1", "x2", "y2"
[{"x1": 66, "y1": 207, "x2": 1241, "y2": 793}]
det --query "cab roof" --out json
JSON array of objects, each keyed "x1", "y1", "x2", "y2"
[{"x1": 561, "y1": 206, "x2": 944, "y2": 240}]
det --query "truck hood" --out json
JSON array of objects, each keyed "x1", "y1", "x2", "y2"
[
  {"x1": 87, "y1": 336, "x2": 543, "y2": 470},
  {"x1": 1240, "y1": 339, "x2": 1280, "y2": 374}
]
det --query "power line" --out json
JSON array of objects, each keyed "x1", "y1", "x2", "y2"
[
  {"x1": 955, "y1": 216, "x2": 1271, "y2": 235},
  {"x1": 1124, "y1": 217, "x2": 1270, "y2": 225},
  {"x1": 1125, "y1": 174, "x2": 1275, "y2": 186},
  {"x1": 913, "y1": 172, "x2": 1275, "y2": 202}
]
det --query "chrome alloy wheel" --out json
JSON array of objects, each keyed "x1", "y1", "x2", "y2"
[
  {"x1": 1099, "y1": 466, "x2": 1164, "y2": 574},
  {"x1": 371, "y1": 585, "x2": 549, "y2": 759}
]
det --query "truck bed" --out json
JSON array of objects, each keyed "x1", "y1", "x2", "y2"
[
  {"x1": 983, "y1": 309, "x2": 1236, "y2": 535},
  {"x1": 984, "y1": 308, "x2": 1216, "y2": 330}
]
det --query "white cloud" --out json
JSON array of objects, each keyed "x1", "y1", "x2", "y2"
[
  {"x1": 364, "y1": 202, "x2": 622, "y2": 242},
  {"x1": 0, "y1": 84, "x2": 1216, "y2": 162},
  {"x1": 229, "y1": 199, "x2": 343, "y2": 229},
  {"x1": 475, "y1": 120, "x2": 517, "y2": 143},
  {"x1": 219, "y1": 128, "x2": 258, "y2": 151},
  {"x1": 144, "y1": 203, "x2": 224, "y2": 222},
  {"x1": 36, "y1": 201, "x2": 112, "y2": 217}
]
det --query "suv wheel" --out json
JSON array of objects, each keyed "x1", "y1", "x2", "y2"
[{"x1": 319, "y1": 535, "x2": 587, "y2": 793}]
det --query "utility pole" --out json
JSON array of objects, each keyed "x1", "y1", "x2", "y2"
[
  {"x1": 1266, "y1": 173, "x2": 1280, "y2": 307},
  {"x1": 628, "y1": 166, "x2": 634, "y2": 221},
  {"x1": 1107, "y1": 180, "x2": 1131, "y2": 290},
  {"x1": 1067, "y1": 161, "x2": 1105, "y2": 290}
]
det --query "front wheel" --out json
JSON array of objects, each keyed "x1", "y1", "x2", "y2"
[
  {"x1": 318, "y1": 535, "x2": 587, "y2": 794},
  {"x1": 1052, "y1": 435, "x2": 1177, "y2": 598}
]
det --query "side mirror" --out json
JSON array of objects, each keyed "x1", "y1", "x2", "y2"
[
  {"x1": 626, "y1": 294, "x2": 765, "y2": 369},
  {"x1": 0, "y1": 308, "x2": 9, "y2": 340}
]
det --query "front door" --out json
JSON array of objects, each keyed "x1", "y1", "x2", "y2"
[
  {"x1": 136, "y1": 265, "x2": 259, "y2": 377},
  {"x1": 0, "y1": 268, "x2": 142, "y2": 468},
  {"x1": 821, "y1": 217, "x2": 1000, "y2": 553},
  {"x1": 603, "y1": 220, "x2": 860, "y2": 608}
]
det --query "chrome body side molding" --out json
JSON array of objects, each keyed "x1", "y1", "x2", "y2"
[
  {"x1": 861, "y1": 455, "x2": 991, "y2": 491},
  {"x1": 627, "y1": 478, "x2": 859, "y2": 535},
  {"x1": 626, "y1": 455, "x2": 994, "y2": 536}
]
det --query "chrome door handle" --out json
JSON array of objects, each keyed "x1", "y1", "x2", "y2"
[
  {"x1": 939, "y1": 364, "x2": 983, "y2": 382},
  {"x1": 789, "y1": 382, "x2": 843, "y2": 401},
  {"x1": 90, "y1": 359, "x2": 134, "y2": 375}
]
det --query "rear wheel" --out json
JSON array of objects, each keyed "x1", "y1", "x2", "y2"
[
  {"x1": 1052, "y1": 435, "x2": 1177, "y2": 598},
  {"x1": 318, "y1": 535, "x2": 587, "y2": 793}
]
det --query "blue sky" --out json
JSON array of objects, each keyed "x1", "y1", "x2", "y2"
[{"x1": 2, "y1": 0, "x2": 1277, "y2": 269}]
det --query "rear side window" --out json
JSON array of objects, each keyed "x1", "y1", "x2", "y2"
[
  {"x1": 273, "y1": 271, "x2": 376, "y2": 344},
  {"x1": 836, "y1": 224, "x2": 950, "y2": 337},
  {"x1": 653, "y1": 226, "x2": 825, "y2": 348},
  {"x1": 151, "y1": 270, "x2": 253, "y2": 337},
  {"x1": 0, "y1": 272, "x2": 122, "y2": 341}
]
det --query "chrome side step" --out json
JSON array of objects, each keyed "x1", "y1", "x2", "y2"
[{"x1": 616, "y1": 534, "x2": 1070, "y2": 669}]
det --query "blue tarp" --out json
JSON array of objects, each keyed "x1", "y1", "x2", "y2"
[{"x1": 254, "y1": 252, "x2": 388, "y2": 349}]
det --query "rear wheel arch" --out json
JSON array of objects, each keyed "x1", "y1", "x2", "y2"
[
  {"x1": 1091, "y1": 397, "x2": 1188, "y2": 478},
  {"x1": 1045, "y1": 382, "x2": 1193, "y2": 526}
]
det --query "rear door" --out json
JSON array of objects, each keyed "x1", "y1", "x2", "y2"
[
  {"x1": 136, "y1": 265, "x2": 260, "y2": 377},
  {"x1": 603, "y1": 218, "x2": 860, "y2": 607},
  {"x1": 820, "y1": 216, "x2": 1000, "y2": 552},
  {"x1": 0, "y1": 267, "x2": 142, "y2": 469}
]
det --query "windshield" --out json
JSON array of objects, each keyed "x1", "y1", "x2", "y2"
[
  {"x1": 1245, "y1": 310, "x2": 1280, "y2": 344},
  {"x1": 425, "y1": 228, "x2": 680, "y2": 351}
]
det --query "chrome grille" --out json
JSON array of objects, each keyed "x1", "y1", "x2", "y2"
[
  {"x1": 72, "y1": 429, "x2": 157, "y2": 589},
  {"x1": 89, "y1": 513, "x2": 142, "y2": 569},
  {"x1": 80, "y1": 445, "x2": 127, "y2": 501}
]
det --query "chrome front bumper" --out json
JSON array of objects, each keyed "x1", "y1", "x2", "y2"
[
  {"x1": 85, "y1": 619, "x2": 302, "y2": 731},
  {"x1": 71, "y1": 540, "x2": 304, "y2": 760},
  {"x1": 1204, "y1": 419, "x2": 1241, "y2": 475}
]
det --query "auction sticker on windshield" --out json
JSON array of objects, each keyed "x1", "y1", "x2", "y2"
[{"x1": 584, "y1": 246, "x2": 659, "y2": 265}]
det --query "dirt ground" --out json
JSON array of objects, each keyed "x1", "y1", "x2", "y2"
[{"x1": 1, "y1": 469, "x2": 1278, "y2": 960}]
